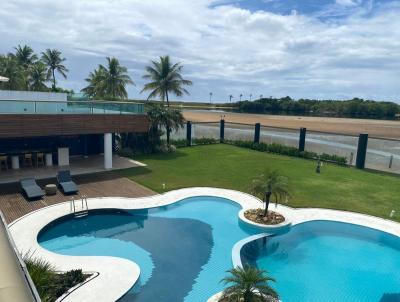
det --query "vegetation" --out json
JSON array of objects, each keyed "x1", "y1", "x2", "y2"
[
  {"x1": 24, "y1": 253, "x2": 87, "y2": 302},
  {"x1": 226, "y1": 140, "x2": 348, "y2": 165},
  {"x1": 250, "y1": 169, "x2": 289, "y2": 216},
  {"x1": 41, "y1": 49, "x2": 69, "y2": 90},
  {"x1": 141, "y1": 55, "x2": 192, "y2": 107},
  {"x1": 118, "y1": 144, "x2": 400, "y2": 223},
  {"x1": 0, "y1": 45, "x2": 69, "y2": 92},
  {"x1": 147, "y1": 103, "x2": 185, "y2": 146},
  {"x1": 237, "y1": 97, "x2": 399, "y2": 120},
  {"x1": 219, "y1": 266, "x2": 278, "y2": 302},
  {"x1": 81, "y1": 57, "x2": 134, "y2": 99}
]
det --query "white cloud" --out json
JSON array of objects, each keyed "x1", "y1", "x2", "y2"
[{"x1": 0, "y1": 0, "x2": 399, "y2": 102}]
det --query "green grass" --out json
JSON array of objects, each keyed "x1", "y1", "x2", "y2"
[{"x1": 117, "y1": 144, "x2": 400, "y2": 223}]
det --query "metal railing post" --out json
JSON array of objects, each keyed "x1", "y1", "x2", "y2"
[
  {"x1": 299, "y1": 127, "x2": 307, "y2": 152},
  {"x1": 186, "y1": 121, "x2": 192, "y2": 146},
  {"x1": 220, "y1": 119, "x2": 225, "y2": 143},
  {"x1": 254, "y1": 123, "x2": 260, "y2": 144},
  {"x1": 356, "y1": 133, "x2": 368, "y2": 169}
]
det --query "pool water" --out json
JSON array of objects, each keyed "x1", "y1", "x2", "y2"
[
  {"x1": 38, "y1": 197, "x2": 400, "y2": 302},
  {"x1": 38, "y1": 197, "x2": 258, "y2": 301},
  {"x1": 242, "y1": 221, "x2": 400, "y2": 302}
]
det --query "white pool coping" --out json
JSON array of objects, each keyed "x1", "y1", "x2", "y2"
[{"x1": 8, "y1": 187, "x2": 400, "y2": 302}]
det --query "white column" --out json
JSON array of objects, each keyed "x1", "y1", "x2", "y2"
[
  {"x1": 58, "y1": 147, "x2": 69, "y2": 166},
  {"x1": 104, "y1": 133, "x2": 113, "y2": 170}
]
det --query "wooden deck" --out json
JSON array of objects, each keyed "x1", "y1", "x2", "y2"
[{"x1": 0, "y1": 171, "x2": 155, "y2": 224}]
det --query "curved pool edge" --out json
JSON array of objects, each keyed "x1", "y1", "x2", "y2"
[{"x1": 8, "y1": 187, "x2": 400, "y2": 302}]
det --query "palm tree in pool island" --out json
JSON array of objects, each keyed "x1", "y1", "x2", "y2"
[
  {"x1": 141, "y1": 55, "x2": 192, "y2": 107},
  {"x1": 220, "y1": 266, "x2": 278, "y2": 302},
  {"x1": 250, "y1": 169, "x2": 289, "y2": 217},
  {"x1": 41, "y1": 49, "x2": 69, "y2": 90}
]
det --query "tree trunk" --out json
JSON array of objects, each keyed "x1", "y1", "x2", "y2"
[
  {"x1": 264, "y1": 192, "x2": 271, "y2": 217},
  {"x1": 166, "y1": 126, "x2": 171, "y2": 146},
  {"x1": 52, "y1": 69, "x2": 56, "y2": 90},
  {"x1": 166, "y1": 91, "x2": 170, "y2": 107}
]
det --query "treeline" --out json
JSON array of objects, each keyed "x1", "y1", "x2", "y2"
[
  {"x1": 0, "y1": 45, "x2": 71, "y2": 92},
  {"x1": 237, "y1": 97, "x2": 399, "y2": 119}
]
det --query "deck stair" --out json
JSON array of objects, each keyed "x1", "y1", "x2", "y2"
[{"x1": 70, "y1": 195, "x2": 89, "y2": 218}]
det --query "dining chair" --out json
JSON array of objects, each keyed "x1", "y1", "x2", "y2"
[
  {"x1": 24, "y1": 153, "x2": 33, "y2": 167},
  {"x1": 36, "y1": 153, "x2": 45, "y2": 167},
  {"x1": 0, "y1": 156, "x2": 8, "y2": 171}
]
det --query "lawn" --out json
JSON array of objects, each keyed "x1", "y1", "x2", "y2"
[{"x1": 117, "y1": 144, "x2": 400, "y2": 222}]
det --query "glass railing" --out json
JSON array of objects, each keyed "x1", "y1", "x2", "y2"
[{"x1": 0, "y1": 100, "x2": 145, "y2": 115}]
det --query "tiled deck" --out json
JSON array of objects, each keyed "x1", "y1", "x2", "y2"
[
  {"x1": 0, "y1": 171, "x2": 155, "y2": 223},
  {"x1": 0, "y1": 154, "x2": 143, "y2": 184}
]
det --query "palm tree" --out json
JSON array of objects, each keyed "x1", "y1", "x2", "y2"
[
  {"x1": 229, "y1": 95, "x2": 233, "y2": 102},
  {"x1": 81, "y1": 66, "x2": 107, "y2": 98},
  {"x1": 141, "y1": 55, "x2": 192, "y2": 107},
  {"x1": 98, "y1": 57, "x2": 133, "y2": 99},
  {"x1": 250, "y1": 93, "x2": 252, "y2": 101},
  {"x1": 250, "y1": 169, "x2": 289, "y2": 217},
  {"x1": 240, "y1": 94, "x2": 243, "y2": 102},
  {"x1": 147, "y1": 103, "x2": 185, "y2": 146},
  {"x1": 14, "y1": 45, "x2": 38, "y2": 68},
  {"x1": 28, "y1": 62, "x2": 48, "y2": 91},
  {"x1": 41, "y1": 49, "x2": 68, "y2": 90},
  {"x1": 209, "y1": 92, "x2": 213, "y2": 104},
  {"x1": 220, "y1": 266, "x2": 278, "y2": 302},
  {"x1": 82, "y1": 57, "x2": 133, "y2": 99},
  {"x1": 0, "y1": 55, "x2": 24, "y2": 90}
]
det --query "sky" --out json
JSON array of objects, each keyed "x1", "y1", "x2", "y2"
[{"x1": 0, "y1": 0, "x2": 399, "y2": 103}]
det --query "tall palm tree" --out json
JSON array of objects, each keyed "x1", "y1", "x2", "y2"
[
  {"x1": 82, "y1": 57, "x2": 133, "y2": 99},
  {"x1": 28, "y1": 62, "x2": 48, "y2": 91},
  {"x1": 41, "y1": 49, "x2": 68, "y2": 90},
  {"x1": 0, "y1": 55, "x2": 24, "y2": 90},
  {"x1": 14, "y1": 45, "x2": 38, "y2": 68},
  {"x1": 220, "y1": 266, "x2": 278, "y2": 302},
  {"x1": 141, "y1": 55, "x2": 192, "y2": 107},
  {"x1": 98, "y1": 57, "x2": 133, "y2": 99},
  {"x1": 81, "y1": 67, "x2": 107, "y2": 98},
  {"x1": 240, "y1": 93, "x2": 243, "y2": 102},
  {"x1": 209, "y1": 92, "x2": 213, "y2": 104},
  {"x1": 229, "y1": 95, "x2": 233, "y2": 102},
  {"x1": 147, "y1": 103, "x2": 185, "y2": 146},
  {"x1": 250, "y1": 169, "x2": 289, "y2": 217}
]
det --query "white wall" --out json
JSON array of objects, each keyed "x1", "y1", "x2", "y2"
[{"x1": 0, "y1": 90, "x2": 67, "y2": 102}]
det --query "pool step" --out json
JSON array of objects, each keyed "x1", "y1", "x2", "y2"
[{"x1": 74, "y1": 210, "x2": 89, "y2": 218}]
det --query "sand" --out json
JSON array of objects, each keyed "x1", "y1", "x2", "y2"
[{"x1": 183, "y1": 110, "x2": 400, "y2": 139}]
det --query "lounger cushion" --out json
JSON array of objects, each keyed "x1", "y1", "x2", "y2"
[{"x1": 20, "y1": 178, "x2": 44, "y2": 199}]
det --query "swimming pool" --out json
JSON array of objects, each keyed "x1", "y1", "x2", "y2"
[
  {"x1": 241, "y1": 220, "x2": 400, "y2": 302},
  {"x1": 38, "y1": 196, "x2": 400, "y2": 302}
]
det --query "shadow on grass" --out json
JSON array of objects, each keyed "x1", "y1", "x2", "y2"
[
  {"x1": 117, "y1": 166, "x2": 153, "y2": 178},
  {"x1": 135, "y1": 150, "x2": 188, "y2": 161}
]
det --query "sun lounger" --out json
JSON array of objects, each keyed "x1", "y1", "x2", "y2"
[
  {"x1": 57, "y1": 170, "x2": 78, "y2": 194},
  {"x1": 20, "y1": 178, "x2": 44, "y2": 200}
]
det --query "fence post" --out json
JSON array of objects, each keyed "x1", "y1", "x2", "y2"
[
  {"x1": 356, "y1": 133, "x2": 368, "y2": 169},
  {"x1": 186, "y1": 121, "x2": 192, "y2": 146},
  {"x1": 220, "y1": 119, "x2": 225, "y2": 143},
  {"x1": 254, "y1": 123, "x2": 261, "y2": 144},
  {"x1": 299, "y1": 127, "x2": 307, "y2": 152}
]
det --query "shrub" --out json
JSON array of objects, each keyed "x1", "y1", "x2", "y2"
[
  {"x1": 24, "y1": 253, "x2": 88, "y2": 302},
  {"x1": 225, "y1": 140, "x2": 347, "y2": 165},
  {"x1": 170, "y1": 137, "x2": 219, "y2": 148}
]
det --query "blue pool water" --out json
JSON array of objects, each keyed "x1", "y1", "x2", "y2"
[{"x1": 38, "y1": 197, "x2": 400, "y2": 302}]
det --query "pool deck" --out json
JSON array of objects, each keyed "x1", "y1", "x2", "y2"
[
  {"x1": 7, "y1": 187, "x2": 400, "y2": 302},
  {"x1": 0, "y1": 171, "x2": 155, "y2": 223}
]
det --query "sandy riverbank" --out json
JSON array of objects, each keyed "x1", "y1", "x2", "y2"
[{"x1": 183, "y1": 111, "x2": 400, "y2": 139}]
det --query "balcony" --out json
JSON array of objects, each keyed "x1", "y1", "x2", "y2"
[
  {"x1": 0, "y1": 100, "x2": 149, "y2": 138},
  {"x1": 0, "y1": 100, "x2": 145, "y2": 115}
]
